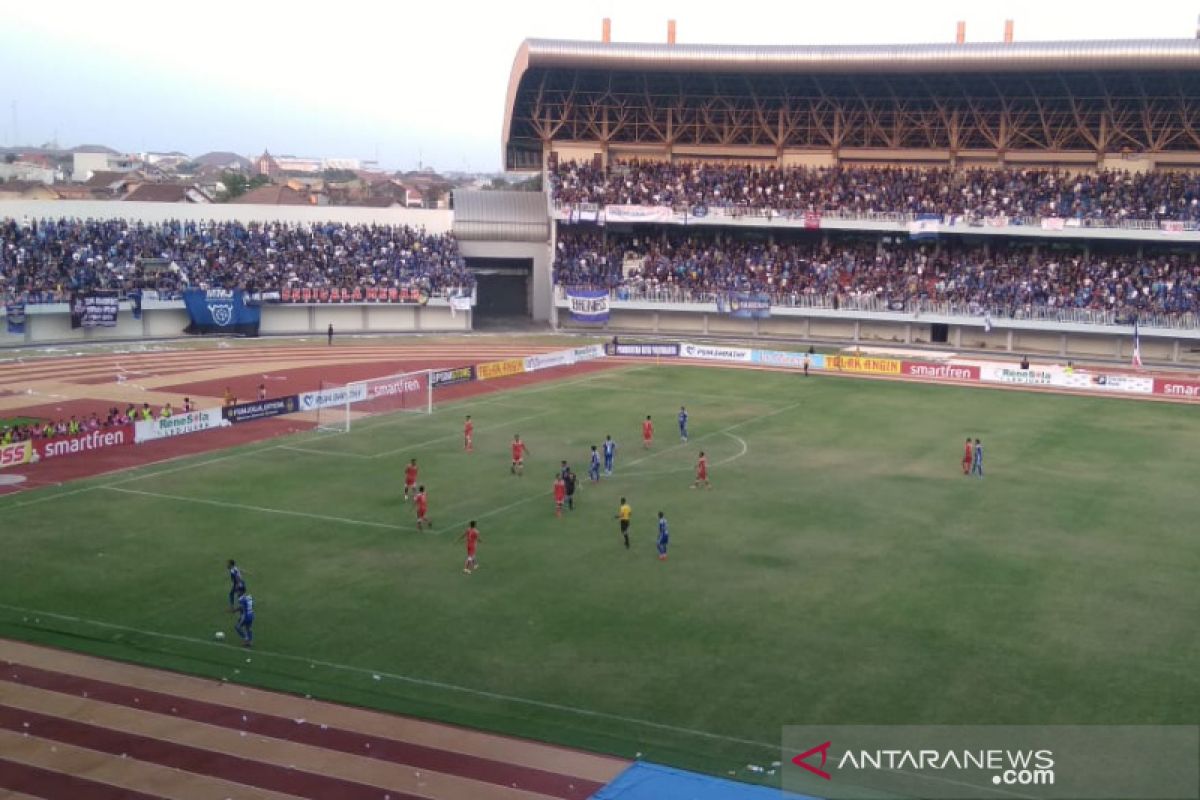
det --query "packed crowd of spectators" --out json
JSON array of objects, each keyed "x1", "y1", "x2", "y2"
[
  {"x1": 0, "y1": 400, "x2": 192, "y2": 445},
  {"x1": 551, "y1": 160, "x2": 1200, "y2": 225},
  {"x1": 0, "y1": 218, "x2": 472, "y2": 303},
  {"x1": 555, "y1": 228, "x2": 1200, "y2": 318}
]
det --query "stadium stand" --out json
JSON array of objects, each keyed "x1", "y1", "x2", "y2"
[
  {"x1": 554, "y1": 227, "x2": 1200, "y2": 322},
  {"x1": 0, "y1": 218, "x2": 473, "y2": 303},
  {"x1": 550, "y1": 161, "x2": 1200, "y2": 226}
]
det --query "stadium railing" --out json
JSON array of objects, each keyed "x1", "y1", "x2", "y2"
[{"x1": 554, "y1": 285, "x2": 1200, "y2": 330}]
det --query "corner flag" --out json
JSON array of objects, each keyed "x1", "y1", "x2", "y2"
[{"x1": 1131, "y1": 320, "x2": 1143, "y2": 368}]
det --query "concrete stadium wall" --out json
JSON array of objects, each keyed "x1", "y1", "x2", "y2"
[
  {"x1": 1, "y1": 301, "x2": 469, "y2": 346},
  {"x1": 0, "y1": 200, "x2": 452, "y2": 232},
  {"x1": 558, "y1": 303, "x2": 1200, "y2": 366}
]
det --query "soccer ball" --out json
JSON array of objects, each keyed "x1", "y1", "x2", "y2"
[{"x1": 214, "y1": 631, "x2": 226, "y2": 641}]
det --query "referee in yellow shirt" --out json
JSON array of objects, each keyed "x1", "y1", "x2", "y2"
[{"x1": 615, "y1": 498, "x2": 632, "y2": 549}]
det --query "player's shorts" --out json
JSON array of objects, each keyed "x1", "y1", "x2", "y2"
[
  {"x1": 512, "y1": 458, "x2": 523, "y2": 466},
  {"x1": 620, "y1": 520, "x2": 630, "y2": 532},
  {"x1": 417, "y1": 508, "x2": 428, "y2": 519},
  {"x1": 697, "y1": 470, "x2": 707, "y2": 480},
  {"x1": 405, "y1": 480, "x2": 416, "y2": 489},
  {"x1": 466, "y1": 546, "x2": 476, "y2": 557}
]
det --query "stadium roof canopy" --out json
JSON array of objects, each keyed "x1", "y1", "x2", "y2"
[{"x1": 503, "y1": 38, "x2": 1200, "y2": 169}]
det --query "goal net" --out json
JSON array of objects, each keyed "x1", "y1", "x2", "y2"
[{"x1": 315, "y1": 369, "x2": 433, "y2": 433}]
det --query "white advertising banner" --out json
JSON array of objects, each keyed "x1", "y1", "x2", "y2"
[
  {"x1": 572, "y1": 344, "x2": 607, "y2": 362},
  {"x1": 1057, "y1": 371, "x2": 1154, "y2": 395},
  {"x1": 680, "y1": 342, "x2": 754, "y2": 362},
  {"x1": 298, "y1": 384, "x2": 369, "y2": 411},
  {"x1": 134, "y1": 408, "x2": 227, "y2": 443},
  {"x1": 524, "y1": 349, "x2": 576, "y2": 372},
  {"x1": 980, "y1": 366, "x2": 1059, "y2": 386}
]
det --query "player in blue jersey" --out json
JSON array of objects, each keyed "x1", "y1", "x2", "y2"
[
  {"x1": 971, "y1": 438, "x2": 984, "y2": 479},
  {"x1": 602, "y1": 435, "x2": 616, "y2": 476},
  {"x1": 588, "y1": 445, "x2": 601, "y2": 482},
  {"x1": 678, "y1": 406, "x2": 689, "y2": 443},
  {"x1": 656, "y1": 511, "x2": 670, "y2": 561},
  {"x1": 226, "y1": 559, "x2": 245, "y2": 612},
  {"x1": 235, "y1": 591, "x2": 255, "y2": 647}
]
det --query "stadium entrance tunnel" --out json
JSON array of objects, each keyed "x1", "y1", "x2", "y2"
[{"x1": 467, "y1": 257, "x2": 532, "y2": 324}]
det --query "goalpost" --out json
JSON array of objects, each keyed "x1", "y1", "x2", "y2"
[{"x1": 315, "y1": 369, "x2": 433, "y2": 434}]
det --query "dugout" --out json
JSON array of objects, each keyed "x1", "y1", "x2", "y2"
[{"x1": 453, "y1": 190, "x2": 553, "y2": 323}]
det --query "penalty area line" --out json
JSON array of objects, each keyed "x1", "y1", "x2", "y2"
[
  {"x1": 103, "y1": 486, "x2": 418, "y2": 532},
  {"x1": 0, "y1": 602, "x2": 776, "y2": 751}
]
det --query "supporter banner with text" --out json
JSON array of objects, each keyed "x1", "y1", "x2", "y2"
[
  {"x1": 0, "y1": 441, "x2": 33, "y2": 469},
  {"x1": 5, "y1": 300, "x2": 25, "y2": 334},
  {"x1": 298, "y1": 384, "x2": 368, "y2": 411},
  {"x1": 603, "y1": 205, "x2": 675, "y2": 224},
  {"x1": 566, "y1": 289, "x2": 611, "y2": 323},
  {"x1": 32, "y1": 424, "x2": 136, "y2": 460},
  {"x1": 477, "y1": 358, "x2": 526, "y2": 381},
  {"x1": 605, "y1": 342, "x2": 680, "y2": 358},
  {"x1": 183, "y1": 289, "x2": 261, "y2": 336},
  {"x1": 134, "y1": 408, "x2": 227, "y2": 443},
  {"x1": 222, "y1": 396, "x2": 300, "y2": 424},
  {"x1": 825, "y1": 355, "x2": 902, "y2": 375},
  {"x1": 279, "y1": 286, "x2": 428, "y2": 304},
  {"x1": 907, "y1": 214, "x2": 940, "y2": 240},
  {"x1": 804, "y1": 211, "x2": 822, "y2": 229},
  {"x1": 1154, "y1": 377, "x2": 1200, "y2": 399},
  {"x1": 680, "y1": 342, "x2": 754, "y2": 362},
  {"x1": 5, "y1": 300, "x2": 26, "y2": 334},
  {"x1": 431, "y1": 365, "x2": 476, "y2": 388},
  {"x1": 753, "y1": 350, "x2": 825, "y2": 370},
  {"x1": 69, "y1": 291, "x2": 119, "y2": 329},
  {"x1": 1041, "y1": 217, "x2": 1066, "y2": 231},
  {"x1": 716, "y1": 292, "x2": 771, "y2": 319},
  {"x1": 901, "y1": 361, "x2": 981, "y2": 381}
]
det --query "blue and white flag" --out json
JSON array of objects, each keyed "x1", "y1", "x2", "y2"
[{"x1": 566, "y1": 289, "x2": 610, "y2": 323}]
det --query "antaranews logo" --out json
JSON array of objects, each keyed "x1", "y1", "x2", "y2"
[{"x1": 784, "y1": 726, "x2": 1199, "y2": 800}]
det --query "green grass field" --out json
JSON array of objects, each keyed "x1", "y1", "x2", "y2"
[{"x1": 2, "y1": 363, "x2": 1198, "y2": 782}]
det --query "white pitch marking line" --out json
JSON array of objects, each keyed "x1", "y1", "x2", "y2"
[
  {"x1": 104, "y1": 486, "x2": 416, "y2": 532},
  {"x1": 0, "y1": 602, "x2": 776, "y2": 750}
]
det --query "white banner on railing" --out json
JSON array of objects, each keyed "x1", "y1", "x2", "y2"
[
  {"x1": 680, "y1": 342, "x2": 754, "y2": 362},
  {"x1": 134, "y1": 408, "x2": 227, "y2": 443},
  {"x1": 604, "y1": 205, "x2": 675, "y2": 224}
]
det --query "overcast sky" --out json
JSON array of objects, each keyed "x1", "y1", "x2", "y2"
[{"x1": 1, "y1": 0, "x2": 1196, "y2": 172}]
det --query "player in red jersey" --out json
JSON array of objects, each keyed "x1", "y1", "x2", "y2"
[
  {"x1": 464, "y1": 415, "x2": 474, "y2": 452},
  {"x1": 691, "y1": 451, "x2": 711, "y2": 489},
  {"x1": 414, "y1": 485, "x2": 431, "y2": 530},
  {"x1": 553, "y1": 474, "x2": 566, "y2": 517},
  {"x1": 642, "y1": 415, "x2": 653, "y2": 448},
  {"x1": 962, "y1": 437, "x2": 973, "y2": 475},
  {"x1": 403, "y1": 458, "x2": 418, "y2": 501},
  {"x1": 458, "y1": 521, "x2": 481, "y2": 573},
  {"x1": 511, "y1": 434, "x2": 528, "y2": 476}
]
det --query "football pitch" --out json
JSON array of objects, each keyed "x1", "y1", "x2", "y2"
[{"x1": 2, "y1": 363, "x2": 1198, "y2": 780}]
